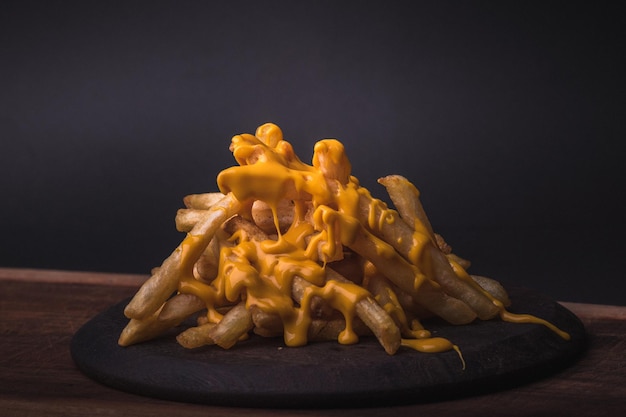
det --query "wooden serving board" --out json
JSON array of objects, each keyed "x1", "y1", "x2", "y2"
[{"x1": 70, "y1": 287, "x2": 586, "y2": 408}]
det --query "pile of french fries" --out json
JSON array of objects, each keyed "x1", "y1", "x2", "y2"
[{"x1": 119, "y1": 123, "x2": 568, "y2": 356}]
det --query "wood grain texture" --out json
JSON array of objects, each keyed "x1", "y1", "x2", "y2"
[{"x1": 1, "y1": 268, "x2": 625, "y2": 416}]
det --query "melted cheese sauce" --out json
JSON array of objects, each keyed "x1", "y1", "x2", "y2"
[{"x1": 177, "y1": 123, "x2": 569, "y2": 356}]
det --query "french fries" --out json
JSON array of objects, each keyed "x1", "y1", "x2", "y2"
[
  {"x1": 377, "y1": 174, "x2": 435, "y2": 241},
  {"x1": 119, "y1": 123, "x2": 570, "y2": 356}
]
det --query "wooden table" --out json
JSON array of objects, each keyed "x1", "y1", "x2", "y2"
[{"x1": 1, "y1": 268, "x2": 625, "y2": 416}]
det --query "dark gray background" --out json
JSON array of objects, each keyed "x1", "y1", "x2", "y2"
[{"x1": 2, "y1": 1, "x2": 624, "y2": 305}]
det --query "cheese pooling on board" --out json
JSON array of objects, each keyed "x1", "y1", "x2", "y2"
[{"x1": 119, "y1": 123, "x2": 569, "y2": 358}]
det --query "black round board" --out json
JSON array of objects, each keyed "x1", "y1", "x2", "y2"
[{"x1": 71, "y1": 287, "x2": 586, "y2": 408}]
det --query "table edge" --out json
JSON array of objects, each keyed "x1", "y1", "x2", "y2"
[{"x1": 0, "y1": 267, "x2": 147, "y2": 287}]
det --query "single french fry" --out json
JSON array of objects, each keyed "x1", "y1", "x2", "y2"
[
  {"x1": 363, "y1": 267, "x2": 415, "y2": 337},
  {"x1": 158, "y1": 293, "x2": 206, "y2": 322},
  {"x1": 356, "y1": 296, "x2": 401, "y2": 354},
  {"x1": 176, "y1": 322, "x2": 217, "y2": 349},
  {"x1": 471, "y1": 275, "x2": 511, "y2": 307},
  {"x1": 208, "y1": 302, "x2": 253, "y2": 349},
  {"x1": 377, "y1": 175, "x2": 435, "y2": 240},
  {"x1": 434, "y1": 233, "x2": 472, "y2": 269},
  {"x1": 193, "y1": 234, "x2": 222, "y2": 283},
  {"x1": 413, "y1": 280, "x2": 477, "y2": 325},
  {"x1": 188, "y1": 193, "x2": 241, "y2": 237},
  {"x1": 123, "y1": 249, "x2": 182, "y2": 320},
  {"x1": 175, "y1": 208, "x2": 207, "y2": 232},
  {"x1": 355, "y1": 190, "x2": 430, "y2": 269},
  {"x1": 118, "y1": 305, "x2": 179, "y2": 346},
  {"x1": 183, "y1": 192, "x2": 226, "y2": 209},
  {"x1": 446, "y1": 252, "x2": 471, "y2": 270},
  {"x1": 427, "y1": 245, "x2": 500, "y2": 320},
  {"x1": 434, "y1": 233, "x2": 452, "y2": 254}
]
